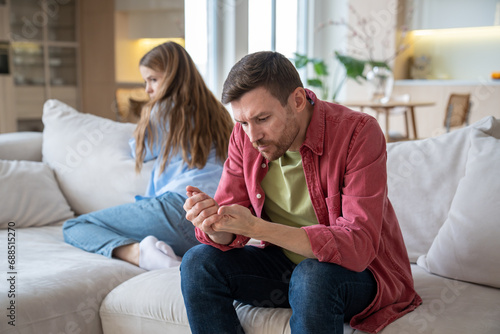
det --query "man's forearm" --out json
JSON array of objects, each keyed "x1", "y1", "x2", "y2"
[{"x1": 253, "y1": 219, "x2": 315, "y2": 259}]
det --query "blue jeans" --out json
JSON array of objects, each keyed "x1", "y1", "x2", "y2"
[
  {"x1": 180, "y1": 244, "x2": 377, "y2": 334},
  {"x1": 63, "y1": 192, "x2": 199, "y2": 257}
]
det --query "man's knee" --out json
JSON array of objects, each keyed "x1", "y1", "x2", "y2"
[
  {"x1": 290, "y1": 260, "x2": 351, "y2": 296},
  {"x1": 181, "y1": 244, "x2": 219, "y2": 274},
  {"x1": 290, "y1": 259, "x2": 325, "y2": 293}
]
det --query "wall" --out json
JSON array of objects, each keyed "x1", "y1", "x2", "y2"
[
  {"x1": 340, "y1": 0, "x2": 400, "y2": 102},
  {"x1": 307, "y1": 0, "x2": 401, "y2": 102},
  {"x1": 79, "y1": 0, "x2": 116, "y2": 120},
  {"x1": 0, "y1": 76, "x2": 15, "y2": 133},
  {"x1": 114, "y1": 0, "x2": 185, "y2": 84},
  {"x1": 115, "y1": 10, "x2": 184, "y2": 83}
]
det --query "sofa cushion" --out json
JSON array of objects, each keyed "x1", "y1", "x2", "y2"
[
  {"x1": 363, "y1": 265, "x2": 500, "y2": 334},
  {"x1": 100, "y1": 267, "x2": 354, "y2": 334},
  {"x1": 386, "y1": 116, "x2": 499, "y2": 262},
  {"x1": 417, "y1": 125, "x2": 500, "y2": 288},
  {"x1": 41, "y1": 99, "x2": 153, "y2": 215},
  {"x1": 100, "y1": 264, "x2": 500, "y2": 334},
  {"x1": 386, "y1": 125, "x2": 470, "y2": 262},
  {"x1": 0, "y1": 226, "x2": 144, "y2": 334},
  {"x1": 0, "y1": 160, "x2": 75, "y2": 228},
  {"x1": 100, "y1": 268, "x2": 191, "y2": 334}
]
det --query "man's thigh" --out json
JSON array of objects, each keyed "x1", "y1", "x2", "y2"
[
  {"x1": 184, "y1": 244, "x2": 296, "y2": 308},
  {"x1": 289, "y1": 259, "x2": 377, "y2": 320}
]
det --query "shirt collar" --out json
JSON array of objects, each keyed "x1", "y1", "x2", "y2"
[{"x1": 301, "y1": 89, "x2": 325, "y2": 156}]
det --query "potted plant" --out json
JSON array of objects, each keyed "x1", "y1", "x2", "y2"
[{"x1": 293, "y1": 51, "x2": 387, "y2": 102}]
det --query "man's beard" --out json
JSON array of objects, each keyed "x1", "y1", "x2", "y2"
[{"x1": 253, "y1": 112, "x2": 300, "y2": 161}]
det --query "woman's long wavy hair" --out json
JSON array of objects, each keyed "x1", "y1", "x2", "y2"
[{"x1": 134, "y1": 42, "x2": 234, "y2": 173}]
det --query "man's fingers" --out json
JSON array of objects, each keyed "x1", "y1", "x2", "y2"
[
  {"x1": 186, "y1": 185, "x2": 202, "y2": 197},
  {"x1": 184, "y1": 192, "x2": 211, "y2": 211},
  {"x1": 185, "y1": 195, "x2": 219, "y2": 224},
  {"x1": 217, "y1": 204, "x2": 242, "y2": 216},
  {"x1": 195, "y1": 205, "x2": 219, "y2": 222}
]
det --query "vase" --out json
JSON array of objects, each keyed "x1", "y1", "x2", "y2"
[{"x1": 366, "y1": 66, "x2": 394, "y2": 102}]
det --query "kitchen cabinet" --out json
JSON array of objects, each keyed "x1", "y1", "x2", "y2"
[
  {"x1": 7, "y1": 0, "x2": 80, "y2": 132},
  {"x1": 409, "y1": 0, "x2": 500, "y2": 30}
]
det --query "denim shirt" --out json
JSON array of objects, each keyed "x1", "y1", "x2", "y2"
[
  {"x1": 196, "y1": 89, "x2": 421, "y2": 333},
  {"x1": 129, "y1": 111, "x2": 224, "y2": 200}
]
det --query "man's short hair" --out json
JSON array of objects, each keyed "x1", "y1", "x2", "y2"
[{"x1": 221, "y1": 51, "x2": 304, "y2": 106}]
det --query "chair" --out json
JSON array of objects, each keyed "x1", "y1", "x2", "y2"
[
  {"x1": 114, "y1": 87, "x2": 149, "y2": 123},
  {"x1": 444, "y1": 93, "x2": 472, "y2": 132}
]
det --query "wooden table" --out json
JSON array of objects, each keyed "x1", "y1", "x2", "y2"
[{"x1": 342, "y1": 100, "x2": 435, "y2": 141}]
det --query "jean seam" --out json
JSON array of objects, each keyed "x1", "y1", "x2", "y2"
[{"x1": 64, "y1": 225, "x2": 138, "y2": 258}]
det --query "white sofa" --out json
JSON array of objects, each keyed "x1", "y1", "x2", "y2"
[{"x1": 1, "y1": 99, "x2": 500, "y2": 334}]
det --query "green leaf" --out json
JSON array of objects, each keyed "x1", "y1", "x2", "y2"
[
  {"x1": 367, "y1": 60, "x2": 391, "y2": 71},
  {"x1": 293, "y1": 53, "x2": 309, "y2": 69},
  {"x1": 307, "y1": 78, "x2": 323, "y2": 88},
  {"x1": 313, "y1": 60, "x2": 328, "y2": 76},
  {"x1": 335, "y1": 51, "x2": 367, "y2": 82}
]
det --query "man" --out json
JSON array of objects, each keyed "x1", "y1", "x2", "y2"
[{"x1": 181, "y1": 51, "x2": 421, "y2": 334}]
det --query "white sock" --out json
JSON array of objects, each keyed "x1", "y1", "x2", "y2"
[
  {"x1": 155, "y1": 240, "x2": 182, "y2": 262},
  {"x1": 138, "y1": 236, "x2": 181, "y2": 270}
]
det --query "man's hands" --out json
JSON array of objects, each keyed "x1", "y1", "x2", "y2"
[
  {"x1": 184, "y1": 186, "x2": 261, "y2": 245},
  {"x1": 184, "y1": 186, "x2": 315, "y2": 259},
  {"x1": 183, "y1": 186, "x2": 235, "y2": 245}
]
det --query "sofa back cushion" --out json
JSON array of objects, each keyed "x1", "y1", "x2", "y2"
[
  {"x1": 386, "y1": 116, "x2": 497, "y2": 262},
  {"x1": 42, "y1": 99, "x2": 153, "y2": 215},
  {"x1": 417, "y1": 120, "x2": 500, "y2": 288},
  {"x1": 0, "y1": 131, "x2": 43, "y2": 161}
]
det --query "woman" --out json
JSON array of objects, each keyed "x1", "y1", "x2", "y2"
[{"x1": 63, "y1": 42, "x2": 234, "y2": 270}]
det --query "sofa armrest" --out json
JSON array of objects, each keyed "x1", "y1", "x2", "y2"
[{"x1": 0, "y1": 131, "x2": 43, "y2": 161}]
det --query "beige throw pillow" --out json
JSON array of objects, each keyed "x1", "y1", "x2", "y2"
[
  {"x1": 42, "y1": 99, "x2": 153, "y2": 215},
  {"x1": 0, "y1": 160, "x2": 75, "y2": 228},
  {"x1": 417, "y1": 127, "x2": 500, "y2": 288}
]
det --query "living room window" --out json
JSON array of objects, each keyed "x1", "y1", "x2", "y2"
[
  {"x1": 185, "y1": 0, "x2": 307, "y2": 98},
  {"x1": 248, "y1": 0, "x2": 299, "y2": 58}
]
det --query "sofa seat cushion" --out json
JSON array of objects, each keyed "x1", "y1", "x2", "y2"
[
  {"x1": 368, "y1": 265, "x2": 500, "y2": 334},
  {"x1": 100, "y1": 267, "x2": 191, "y2": 334},
  {"x1": 100, "y1": 264, "x2": 500, "y2": 334},
  {"x1": 100, "y1": 266, "x2": 354, "y2": 334},
  {"x1": 0, "y1": 226, "x2": 144, "y2": 334}
]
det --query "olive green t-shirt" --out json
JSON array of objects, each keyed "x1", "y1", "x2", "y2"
[{"x1": 261, "y1": 150, "x2": 318, "y2": 264}]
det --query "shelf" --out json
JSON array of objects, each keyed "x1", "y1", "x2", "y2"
[
  {"x1": 3, "y1": 0, "x2": 80, "y2": 132},
  {"x1": 14, "y1": 83, "x2": 45, "y2": 86},
  {"x1": 396, "y1": 79, "x2": 500, "y2": 86}
]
